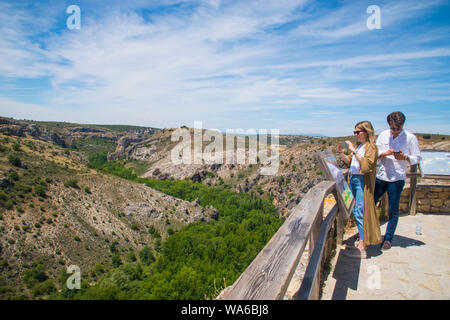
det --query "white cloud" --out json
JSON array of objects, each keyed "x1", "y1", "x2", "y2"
[{"x1": 0, "y1": 0, "x2": 449, "y2": 136}]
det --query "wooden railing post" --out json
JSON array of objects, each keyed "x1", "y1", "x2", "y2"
[
  {"x1": 308, "y1": 202, "x2": 323, "y2": 299},
  {"x1": 309, "y1": 202, "x2": 323, "y2": 258},
  {"x1": 409, "y1": 164, "x2": 418, "y2": 216},
  {"x1": 296, "y1": 205, "x2": 339, "y2": 300},
  {"x1": 332, "y1": 189, "x2": 345, "y2": 246}
]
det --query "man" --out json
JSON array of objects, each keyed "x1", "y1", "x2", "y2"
[{"x1": 374, "y1": 111, "x2": 422, "y2": 250}]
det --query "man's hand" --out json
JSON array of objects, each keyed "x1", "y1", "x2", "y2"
[
  {"x1": 394, "y1": 150, "x2": 408, "y2": 161},
  {"x1": 380, "y1": 149, "x2": 395, "y2": 157}
]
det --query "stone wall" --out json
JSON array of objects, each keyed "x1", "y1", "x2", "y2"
[{"x1": 400, "y1": 184, "x2": 450, "y2": 214}]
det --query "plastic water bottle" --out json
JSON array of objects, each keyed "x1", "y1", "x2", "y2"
[{"x1": 416, "y1": 221, "x2": 422, "y2": 235}]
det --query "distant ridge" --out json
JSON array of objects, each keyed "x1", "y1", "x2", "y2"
[{"x1": 281, "y1": 133, "x2": 325, "y2": 137}]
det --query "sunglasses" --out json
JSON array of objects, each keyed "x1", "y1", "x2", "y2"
[
  {"x1": 390, "y1": 126, "x2": 402, "y2": 132},
  {"x1": 353, "y1": 130, "x2": 365, "y2": 135}
]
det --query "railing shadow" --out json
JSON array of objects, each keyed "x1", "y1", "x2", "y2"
[
  {"x1": 328, "y1": 247, "x2": 362, "y2": 300},
  {"x1": 322, "y1": 234, "x2": 361, "y2": 300}
]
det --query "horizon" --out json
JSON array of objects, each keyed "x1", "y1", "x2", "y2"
[
  {"x1": 1, "y1": 0, "x2": 449, "y2": 136},
  {"x1": 3, "y1": 115, "x2": 450, "y2": 138}
]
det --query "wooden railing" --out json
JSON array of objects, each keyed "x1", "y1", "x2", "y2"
[
  {"x1": 220, "y1": 161, "x2": 439, "y2": 300},
  {"x1": 381, "y1": 163, "x2": 449, "y2": 216},
  {"x1": 220, "y1": 180, "x2": 347, "y2": 300}
]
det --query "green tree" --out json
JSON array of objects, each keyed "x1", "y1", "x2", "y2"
[{"x1": 139, "y1": 247, "x2": 155, "y2": 266}]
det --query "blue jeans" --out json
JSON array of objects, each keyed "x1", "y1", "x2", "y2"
[
  {"x1": 374, "y1": 178, "x2": 405, "y2": 243},
  {"x1": 350, "y1": 175, "x2": 365, "y2": 241}
]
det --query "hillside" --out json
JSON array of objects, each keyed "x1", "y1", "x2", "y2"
[
  {"x1": 0, "y1": 116, "x2": 448, "y2": 299},
  {"x1": 0, "y1": 123, "x2": 211, "y2": 299}
]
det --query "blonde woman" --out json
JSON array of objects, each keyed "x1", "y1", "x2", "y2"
[{"x1": 338, "y1": 121, "x2": 381, "y2": 258}]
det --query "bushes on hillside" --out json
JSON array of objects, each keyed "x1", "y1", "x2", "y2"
[
  {"x1": 64, "y1": 153, "x2": 283, "y2": 300},
  {"x1": 138, "y1": 247, "x2": 155, "y2": 266},
  {"x1": 64, "y1": 179, "x2": 79, "y2": 188},
  {"x1": 8, "y1": 154, "x2": 21, "y2": 167}
]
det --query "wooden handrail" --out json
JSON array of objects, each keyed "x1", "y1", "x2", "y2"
[
  {"x1": 220, "y1": 180, "x2": 336, "y2": 300},
  {"x1": 296, "y1": 204, "x2": 338, "y2": 300}
]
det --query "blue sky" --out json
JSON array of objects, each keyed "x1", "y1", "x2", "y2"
[{"x1": 0, "y1": 0, "x2": 449, "y2": 136}]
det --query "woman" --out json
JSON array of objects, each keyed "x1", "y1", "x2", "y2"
[{"x1": 338, "y1": 121, "x2": 381, "y2": 258}]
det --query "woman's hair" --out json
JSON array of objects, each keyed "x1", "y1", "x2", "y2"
[{"x1": 355, "y1": 120, "x2": 376, "y2": 144}]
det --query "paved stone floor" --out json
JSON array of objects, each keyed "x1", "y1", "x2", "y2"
[{"x1": 321, "y1": 213, "x2": 450, "y2": 300}]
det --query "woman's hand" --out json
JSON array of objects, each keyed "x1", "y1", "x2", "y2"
[
  {"x1": 337, "y1": 142, "x2": 343, "y2": 153},
  {"x1": 345, "y1": 141, "x2": 355, "y2": 153},
  {"x1": 337, "y1": 142, "x2": 350, "y2": 165}
]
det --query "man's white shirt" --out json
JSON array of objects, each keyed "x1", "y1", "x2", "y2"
[{"x1": 376, "y1": 129, "x2": 422, "y2": 182}]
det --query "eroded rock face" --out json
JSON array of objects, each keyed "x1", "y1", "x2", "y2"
[
  {"x1": 424, "y1": 141, "x2": 450, "y2": 152},
  {"x1": 122, "y1": 200, "x2": 217, "y2": 224},
  {"x1": 0, "y1": 117, "x2": 161, "y2": 159},
  {"x1": 123, "y1": 203, "x2": 163, "y2": 219},
  {"x1": 107, "y1": 134, "x2": 162, "y2": 160},
  {"x1": 0, "y1": 125, "x2": 25, "y2": 137},
  {"x1": 27, "y1": 124, "x2": 40, "y2": 137},
  {"x1": 68, "y1": 127, "x2": 105, "y2": 133}
]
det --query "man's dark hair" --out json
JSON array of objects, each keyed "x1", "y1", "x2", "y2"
[{"x1": 387, "y1": 111, "x2": 406, "y2": 127}]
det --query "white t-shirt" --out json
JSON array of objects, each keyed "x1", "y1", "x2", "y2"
[{"x1": 350, "y1": 144, "x2": 366, "y2": 175}]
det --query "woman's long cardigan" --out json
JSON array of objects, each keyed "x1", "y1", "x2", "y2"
[{"x1": 352, "y1": 142, "x2": 382, "y2": 245}]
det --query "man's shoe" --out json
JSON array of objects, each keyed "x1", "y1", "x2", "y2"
[{"x1": 381, "y1": 241, "x2": 391, "y2": 251}]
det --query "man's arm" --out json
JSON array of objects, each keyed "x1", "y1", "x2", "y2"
[
  {"x1": 407, "y1": 134, "x2": 422, "y2": 165},
  {"x1": 377, "y1": 131, "x2": 394, "y2": 158}
]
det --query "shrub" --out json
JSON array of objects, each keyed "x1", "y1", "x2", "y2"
[
  {"x1": 7, "y1": 170, "x2": 19, "y2": 181},
  {"x1": 91, "y1": 263, "x2": 105, "y2": 277},
  {"x1": 0, "y1": 191, "x2": 7, "y2": 202},
  {"x1": 109, "y1": 241, "x2": 119, "y2": 253},
  {"x1": 84, "y1": 186, "x2": 91, "y2": 194},
  {"x1": 64, "y1": 179, "x2": 79, "y2": 188},
  {"x1": 130, "y1": 222, "x2": 140, "y2": 231},
  {"x1": 32, "y1": 279, "x2": 55, "y2": 296},
  {"x1": 127, "y1": 252, "x2": 137, "y2": 262},
  {"x1": 34, "y1": 184, "x2": 47, "y2": 198},
  {"x1": 139, "y1": 247, "x2": 155, "y2": 266},
  {"x1": 111, "y1": 253, "x2": 122, "y2": 268},
  {"x1": 12, "y1": 142, "x2": 21, "y2": 151},
  {"x1": 148, "y1": 225, "x2": 161, "y2": 238},
  {"x1": 24, "y1": 264, "x2": 48, "y2": 288},
  {"x1": 8, "y1": 154, "x2": 21, "y2": 167}
]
